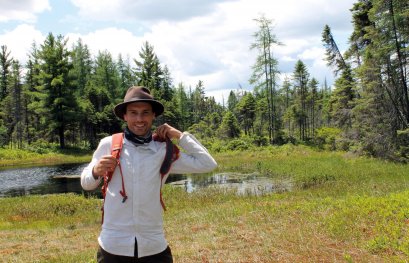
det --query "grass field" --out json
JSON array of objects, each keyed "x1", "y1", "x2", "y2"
[
  {"x1": 0, "y1": 147, "x2": 91, "y2": 167},
  {"x1": 1, "y1": 145, "x2": 409, "y2": 262}
]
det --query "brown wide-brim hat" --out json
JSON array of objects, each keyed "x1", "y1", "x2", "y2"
[{"x1": 113, "y1": 86, "x2": 164, "y2": 120}]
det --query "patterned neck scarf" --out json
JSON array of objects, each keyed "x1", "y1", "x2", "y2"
[{"x1": 124, "y1": 126, "x2": 152, "y2": 146}]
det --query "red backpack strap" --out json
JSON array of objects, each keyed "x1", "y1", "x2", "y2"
[
  {"x1": 101, "y1": 133, "x2": 178, "y2": 224},
  {"x1": 101, "y1": 132, "x2": 125, "y2": 224},
  {"x1": 102, "y1": 133, "x2": 124, "y2": 196}
]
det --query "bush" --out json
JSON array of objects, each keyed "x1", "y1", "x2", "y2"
[
  {"x1": 208, "y1": 136, "x2": 265, "y2": 152},
  {"x1": 0, "y1": 123, "x2": 7, "y2": 147},
  {"x1": 315, "y1": 127, "x2": 342, "y2": 150},
  {"x1": 251, "y1": 135, "x2": 269, "y2": 146},
  {"x1": 0, "y1": 148, "x2": 38, "y2": 160},
  {"x1": 226, "y1": 139, "x2": 250, "y2": 151},
  {"x1": 25, "y1": 139, "x2": 60, "y2": 154},
  {"x1": 397, "y1": 129, "x2": 409, "y2": 160}
]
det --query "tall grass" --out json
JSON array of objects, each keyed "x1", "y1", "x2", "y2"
[
  {"x1": 216, "y1": 145, "x2": 409, "y2": 196},
  {"x1": 0, "y1": 194, "x2": 100, "y2": 262},
  {"x1": 1, "y1": 146, "x2": 409, "y2": 262},
  {"x1": 164, "y1": 188, "x2": 409, "y2": 262},
  {"x1": 0, "y1": 148, "x2": 91, "y2": 167}
]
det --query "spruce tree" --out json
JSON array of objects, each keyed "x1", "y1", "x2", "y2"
[
  {"x1": 37, "y1": 33, "x2": 75, "y2": 148},
  {"x1": 134, "y1": 41, "x2": 164, "y2": 99},
  {"x1": 250, "y1": 14, "x2": 281, "y2": 143}
]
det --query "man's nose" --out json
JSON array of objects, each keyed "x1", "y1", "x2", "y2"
[{"x1": 134, "y1": 113, "x2": 143, "y2": 121}]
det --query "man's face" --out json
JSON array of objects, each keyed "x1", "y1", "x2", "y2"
[{"x1": 123, "y1": 102, "x2": 155, "y2": 136}]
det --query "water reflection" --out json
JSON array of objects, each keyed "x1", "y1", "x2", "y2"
[
  {"x1": 0, "y1": 164, "x2": 292, "y2": 198},
  {"x1": 168, "y1": 172, "x2": 292, "y2": 195},
  {"x1": 0, "y1": 163, "x2": 88, "y2": 197}
]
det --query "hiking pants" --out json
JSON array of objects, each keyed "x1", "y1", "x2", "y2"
[{"x1": 97, "y1": 245, "x2": 173, "y2": 263}]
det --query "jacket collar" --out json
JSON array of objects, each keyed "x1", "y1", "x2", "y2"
[{"x1": 123, "y1": 137, "x2": 159, "y2": 152}]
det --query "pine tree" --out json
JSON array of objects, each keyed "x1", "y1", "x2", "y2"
[
  {"x1": 368, "y1": 0, "x2": 409, "y2": 127},
  {"x1": 2, "y1": 60, "x2": 23, "y2": 148},
  {"x1": 173, "y1": 83, "x2": 191, "y2": 130},
  {"x1": 117, "y1": 54, "x2": 135, "y2": 92},
  {"x1": 348, "y1": 0, "x2": 409, "y2": 157},
  {"x1": 236, "y1": 92, "x2": 256, "y2": 135},
  {"x1": 24, "y1": 43, "x2": 47, "y2": 144},
  {"x1": 322, "y1": 25, "x2": 349, "y2": 76},
  {"x1": 353, "y1": 49, "x2": 396, "y2": 158},
  {"x1": 292, "y1": 60, "x2": 310, "y2": 141},
  {"x1": 329, "y1": 67, "x2": 355, "y2": 130},
  {"x1": 192, "y1": 80, "x2": 206, "y2": 123},
  {"x1": 250, "y1": 14, "x2": 281, "y2": 143},
  {"x1": 0, "y1": 45, "x2": 12, "y2": 101},
  {"x1": 280, "y1": 77, "x2": 293, "y2": 135},
  {"x1": 218, "y1": 111, "x2": 241, "y2": 139},
  {"x1": 161, "y1": 65, "x2": 174, "y2": 102},
  {"x1": 322, "y1": 24, "x2": 357, "y2": 131},
  {"x1": 134, "y1": 41, "x2": 164, "y2": 99},
  {"x1": 9, "y1": 60, "x2": 24, "y2": 148},
  {"x1": 227, "y1": 90, "x2": 239, "y2": 112},
  {"x1": 0, "y1": 45, "x2": 12, "y2": 146},
  {"x1": 81, "y1": 51, "x2": 122, "y2": 147},
  {"x1": 70, "y1": 39, "x2": 93, "y2": 97},
  {"x1": 308, "y1": 78, "x2": 319, "y2": 140},
  {"x1": 345, "y1": 0, "x2": 373, "y2": 68},
  {"x1": 37, "y1": 33, "x2": 76, "y2": 148}
]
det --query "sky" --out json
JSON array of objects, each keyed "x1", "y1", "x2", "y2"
[{"x1": 0, "y1": 0, "x2": 356, "y2": 103}]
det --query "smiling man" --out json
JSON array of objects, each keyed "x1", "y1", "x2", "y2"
[{"x1": 81, "y1": 86, "x2": 217, "y2": 263}]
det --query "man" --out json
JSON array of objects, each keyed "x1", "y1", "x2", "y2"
[{"x1": 81, "y1": 86, "x2": 217, "y2": 262}]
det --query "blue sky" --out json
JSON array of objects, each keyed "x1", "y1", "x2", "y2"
[{"x1": 0, "y1": 0, "x2": 356, "y2": 103}]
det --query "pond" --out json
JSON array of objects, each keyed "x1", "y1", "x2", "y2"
[{"x1": 0, "y1": 163, "x2": 292, "y2": 198}]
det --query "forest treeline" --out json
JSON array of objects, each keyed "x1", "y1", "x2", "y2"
[{"x1": 0, "y1": 0, "x2": 408, "y2": 161}]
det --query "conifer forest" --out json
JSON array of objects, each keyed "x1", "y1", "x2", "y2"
[{"x1": 0, "y1": 0, "x2": 408, "y2": 161}]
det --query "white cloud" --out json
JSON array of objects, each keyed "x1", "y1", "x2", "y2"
[
  {"x1": 70, "y1": 0, "x2": 121, "y2": 21},
  {"x1": 67, "y1": 27, "x2": 144, "y2": 60},
  {"x1": 70, "y1": 0, "x2": 237, "y2": 22},
  {"x1": 0, "y1": 24, "x2": 44, "y2": 63},
  {"x1": 299, "y1": 46, "x2": 325, "y2": 61},
  {"x1": 0, "y1": 0, "x2": 355, "y2": 102},
  {"x1": 0, "y1": 0, "x2": 50, "y2": 23},
  {"x1": 131, "y1": 0, "x2": 354, "y2": 99},
  {"x1": 138, "y1": 3, "x2": 258, "y2": 96}
]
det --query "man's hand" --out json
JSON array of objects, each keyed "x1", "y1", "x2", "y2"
[
  {"x1": 155, "y1": 123, "x2": 182, "y2": 140},
  {"x1": 92, "y1": 155, "x2": 117, "y2": 179}
]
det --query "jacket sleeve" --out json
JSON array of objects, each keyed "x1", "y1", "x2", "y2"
[
  {"x1": 169, "y1": 132, "x2": 217, "y2": 174},
  {"x1": 80, "y1": 136, "x2": 111, "y2": 191}
]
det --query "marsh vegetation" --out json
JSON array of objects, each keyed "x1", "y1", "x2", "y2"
[{"x1": 1, "y1": 146, "x2": 408, "y2": 262}]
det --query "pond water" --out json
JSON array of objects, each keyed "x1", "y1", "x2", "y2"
[{"x1": 0, "y1": 163, "x2": 292, "y2": 198}]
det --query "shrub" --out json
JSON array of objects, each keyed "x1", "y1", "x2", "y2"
[
  {"x1": 25, "y1": 139, "x2": 60, "y2": 154},
  {"x1": 251, "y1": 135, "x2": 269, "y2": 146},
  {"x1": 226, "y1": 139, "x2": 250, "y2": 151},
  {"x1": 0, "y1": 123, "x2": 7, "y2": 147},
  {"x1": 397, "y1": 129, "x2": 409, "y2": 161},
  {"x1": 315, "y1": 127, "x2": 342, "y2": 150}
]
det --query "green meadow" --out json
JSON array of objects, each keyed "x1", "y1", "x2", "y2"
[
  {"x1": 0, "y1": 148, "x2": 91, "y2": 167},
  {"x1": 1, "y1": 145, "x2": 409, "y2": 262}
]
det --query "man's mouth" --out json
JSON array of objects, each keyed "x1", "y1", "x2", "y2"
[{"x1": 132, "y1": 124, "x2": 147, "y2": 132}]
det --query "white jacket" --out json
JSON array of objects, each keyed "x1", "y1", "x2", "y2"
[{"x1": 81, "y1": 132, "x2": 217, "y2": 257}]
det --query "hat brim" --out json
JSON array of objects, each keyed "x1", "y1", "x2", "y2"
[{"x1": 114, "y1": 99, "x2": 164, "y2": 120}]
